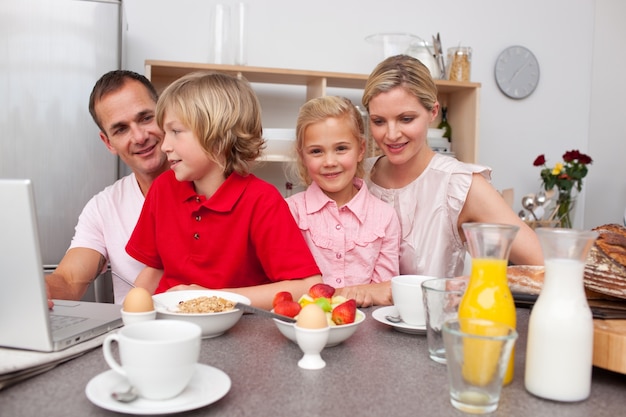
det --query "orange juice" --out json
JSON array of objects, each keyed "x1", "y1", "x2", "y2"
[{"x1": 458, "y1": 258, "x2": 516, "y2": 385}]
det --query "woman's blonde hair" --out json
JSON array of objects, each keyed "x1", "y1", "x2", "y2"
[
  {"x1": 362, "y1": 54, "x2": 438, "y2": 112},
  {"x1": 291, "y1": 96, "x2": 365, "y2": 186},
  {"x1": 156, "y1": 71, "x2": 264, "y2": 178}
]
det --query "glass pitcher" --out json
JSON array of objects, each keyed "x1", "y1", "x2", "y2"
[
  {"x1": 525, "y1": 228, "x2": 598, "y2": 401},
  {"x1": 458, "y1": 223, "x2": 519, "y2": 385}
]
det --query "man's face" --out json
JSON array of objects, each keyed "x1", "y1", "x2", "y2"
[{"x1": 95, "y1": 80, "x2": 167, "y2": 178}]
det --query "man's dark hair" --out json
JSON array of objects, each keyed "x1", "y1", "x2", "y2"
[{"x1": 88, "y1": 70, "x2": 158, "y2": 133}]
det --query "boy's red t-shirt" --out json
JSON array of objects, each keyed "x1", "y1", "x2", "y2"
[{"x1": 126, "y1": 170, "x2": 321, "y2": 293}]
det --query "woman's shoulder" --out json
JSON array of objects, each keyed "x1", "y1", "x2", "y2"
[
  {"x1": 364, "y1": 156, "x2": 380, "y2": 174},
  {"x1": 430, "y1": 153, "x2": 490, "y2": 176},
  {"x1": 360, "y1": 181, "x2": 396, "y2": 214}
]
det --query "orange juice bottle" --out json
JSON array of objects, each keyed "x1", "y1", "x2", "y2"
[
  {"x1": 459, "y1": 223, "x2": 519, "y2": 386},
  {"x1": 458, "y1": 258, "x2": 516, "y2": 385}
]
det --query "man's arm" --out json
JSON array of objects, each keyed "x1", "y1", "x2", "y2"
[{"x1": 45, "y1": 247, "x2": 107, "y2": 301}]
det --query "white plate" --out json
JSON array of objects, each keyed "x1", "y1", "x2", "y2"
[
  {"x1": 85, "y1": 364, "x2": 231, "y2": 415},
  {"x1": 372, "y1": 306, "x2": 426, "y2": 335}
]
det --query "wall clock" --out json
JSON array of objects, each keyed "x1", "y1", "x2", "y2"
[{"x1": 494, "y1": 45, "x2": 540, "y2": 99}]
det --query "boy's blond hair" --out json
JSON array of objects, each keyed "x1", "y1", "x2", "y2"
[{"x1": 156, "y1": 71, "x2": 264, "y2": 178}]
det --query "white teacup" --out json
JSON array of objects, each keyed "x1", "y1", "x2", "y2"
[
  {"x1": 102, "y1": 319, "x2": 201, "y2": 400},
  {"x1": 391, "y1": 275, "x2": 432, "y2": 326}
]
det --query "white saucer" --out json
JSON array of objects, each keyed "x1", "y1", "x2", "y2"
[
  {"x1": 85, "y1": 363, "x2": 231, "y2": 415},
  {"x1": 372, "y1": 306, "x2": 426, "y2": 335}
]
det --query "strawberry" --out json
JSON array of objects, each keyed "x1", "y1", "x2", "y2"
[
  {"x1": 331, "y1": 299, "x2": 357, "y2": 325},
  {"x1": 274, "y1": 300, "x2": 301, "y2": 318},
  {"x1": 272, "y1": 291, "x2": 293, "y2": 308},
  {"x1": 308, "y1": 283, "x2": 335, "y2": 299}
]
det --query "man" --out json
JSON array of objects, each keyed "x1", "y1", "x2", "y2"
[{"x1": 46, "y1": 70, "x2": 169, "y2": 304}]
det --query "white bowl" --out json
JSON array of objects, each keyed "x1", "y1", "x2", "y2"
[
  {"x1": 263, "y1": 128, "x2": 296, "y2": 159},
  {"x1": 428, "y1": 128, "x2": 445, "y2": 138},
  {"x1": 427, "y1": 137, "x2": 450, "y2": 153},
  {"x1": 153, "y1": 290, "x2": 250, "y2": 338},
  {"x1": 365, "y1": 33, "x2": 422, "y2": 58},
  {"x1": 272, "y1": 309, "x2": 365, "y2": 347}
]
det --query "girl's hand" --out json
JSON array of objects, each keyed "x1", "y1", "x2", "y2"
[{"x1": 335, "y1": 281, "x2": 393, "y2": 307}]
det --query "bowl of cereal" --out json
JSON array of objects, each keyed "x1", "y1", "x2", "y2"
[{"x1": 153, "y1": 290, "x2": 251, "y2": 338}]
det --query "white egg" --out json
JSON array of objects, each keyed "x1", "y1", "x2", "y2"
[
  {"x1": 122, "y1": 287, "x2": 155, "y2": 312},
  {"x1": 296, "y1": 304, "x2": 328, "y2": 329}
]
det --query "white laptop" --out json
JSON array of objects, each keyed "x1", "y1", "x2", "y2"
[{"x1": 0, "y1": 179, "x2": 122, "y2": 352}]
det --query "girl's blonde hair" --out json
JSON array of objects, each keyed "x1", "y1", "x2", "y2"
[
  {"x1": 156, "y1": 71, "x2": 264, "y2": 178},
  {"x1": 362, "y1": 54, "x2": 438, "y2": 113},
  {"x1": 291, "y1": 96, "x2": 366, "y2": 186}
]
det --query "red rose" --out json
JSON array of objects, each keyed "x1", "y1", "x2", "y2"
[
  {"x1": 578, "y1": 153, "x2": 593, "y2": 165},
  {"x1": 562, "y1": 150, "x2": 580, "y2": 162},
  {"x1": 533, "y1": 155, "x2": 546, "y2": 166},
  {"x1": 563, "y1": 149, "x2": 593, "y2": 165}
]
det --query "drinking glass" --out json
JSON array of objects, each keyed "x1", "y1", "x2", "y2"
[{"x1": 443, "y1": 318, "x2": 518, "y2": 414}]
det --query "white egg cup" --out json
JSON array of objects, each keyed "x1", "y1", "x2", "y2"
[
  {"x1": 294, "y1": 325, "x2": 330, "y2": 370},
  {"x1": 120, "y1": 308, "x2": 156, "y2": 326}
]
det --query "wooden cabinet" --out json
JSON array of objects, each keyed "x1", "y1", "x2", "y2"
[{"x1": 145, "y1": 60, "x2": 481, "y2": 164}]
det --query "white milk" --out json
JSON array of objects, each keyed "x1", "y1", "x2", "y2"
[{"x1": 524, "y1": 259, "x2": 594, "y2": 401}]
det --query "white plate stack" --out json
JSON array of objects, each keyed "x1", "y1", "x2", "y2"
[
  {"x1": 262, "y1": 128, "x2": 296, "y2": 161},
  {"x1": 427, "y1": 128, "x2": 454, "y2": 157}
]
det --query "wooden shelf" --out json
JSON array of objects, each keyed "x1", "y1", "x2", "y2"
[{"x1": 145, "y1": 60, "x2": 481, "y2": 163}]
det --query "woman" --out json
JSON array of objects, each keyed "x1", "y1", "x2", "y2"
[{"x1": 361, "y1": 54, "x2": 543, "y2": 279}]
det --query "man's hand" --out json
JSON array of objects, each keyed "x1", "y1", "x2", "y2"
[{"x1": 46, "y1": 283, "x2": 54, "y2": 309}]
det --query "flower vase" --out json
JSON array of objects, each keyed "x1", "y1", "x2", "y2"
[{"x1": 556, "y1": 190, "x2": 577, "y2": 228}]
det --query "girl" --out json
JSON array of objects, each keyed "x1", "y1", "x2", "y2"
[
  {"x1": 126, "y1": 71, "x2": 322, "y2": 309},
  {"x1": 286, "y1": 96, "x2": 401, "y2": 306}
]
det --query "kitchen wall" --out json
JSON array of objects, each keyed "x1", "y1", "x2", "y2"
[{"x1": 123, "y1": 0, "x2": 625, "y2": 229}]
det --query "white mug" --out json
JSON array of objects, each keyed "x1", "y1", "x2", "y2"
[
  {"x1": 102, "y1": 320, "x2": 201, "y2": 400},
  {"x1": 391, "y1": 275, "x2": 432, "y2": 326}
]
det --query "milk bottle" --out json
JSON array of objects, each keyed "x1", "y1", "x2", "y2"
[{"x1": 524, "y1": 228, "x2": 598, "y2": 402}]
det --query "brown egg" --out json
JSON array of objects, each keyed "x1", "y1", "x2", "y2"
[
  {"x1": 122, "y1": 287, "x2": 155, "y2": 312},
  {"x1": 296, "y1": 304, "x2": 328, "y2": 329}
]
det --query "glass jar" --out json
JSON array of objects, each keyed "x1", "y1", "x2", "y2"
[
  {"x1": 447, "y1": 46, "x2": 472, "y2": 82},
  {"x1": 406, "y1": 40, "x2": 441, "y2": 79}
]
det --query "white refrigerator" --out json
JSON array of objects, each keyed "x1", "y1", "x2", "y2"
[{"x1": 0, "y1": 0, "x2": 124, "y2": 267}]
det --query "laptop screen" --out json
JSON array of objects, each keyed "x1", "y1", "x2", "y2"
[{"x1": 0, "y1": 179, "x2": 121, "y2": 351}]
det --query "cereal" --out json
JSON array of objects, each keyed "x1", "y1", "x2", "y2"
[{"x1": 176, "y1": 296, "x2": 235, "y2": 313}]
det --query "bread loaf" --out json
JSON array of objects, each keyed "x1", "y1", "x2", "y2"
[
  {"x1": 584, "y1": 223, "x2": 626, "y2": 299},
  {"x1": 507, "y1": 265, "x2": 544, "y2": 295}
]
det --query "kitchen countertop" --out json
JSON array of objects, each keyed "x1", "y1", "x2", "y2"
[{"x1": 1, "y1": 308, "x2": 625, "y2": 417}]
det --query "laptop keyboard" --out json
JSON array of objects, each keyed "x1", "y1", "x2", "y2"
[{"x1": 50, "y1": 314, "x2": 87, "y2": 331}]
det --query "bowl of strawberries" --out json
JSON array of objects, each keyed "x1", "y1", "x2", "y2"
[{"x1": 271, "y1": 283, "x2": 365, "y2": 347}]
